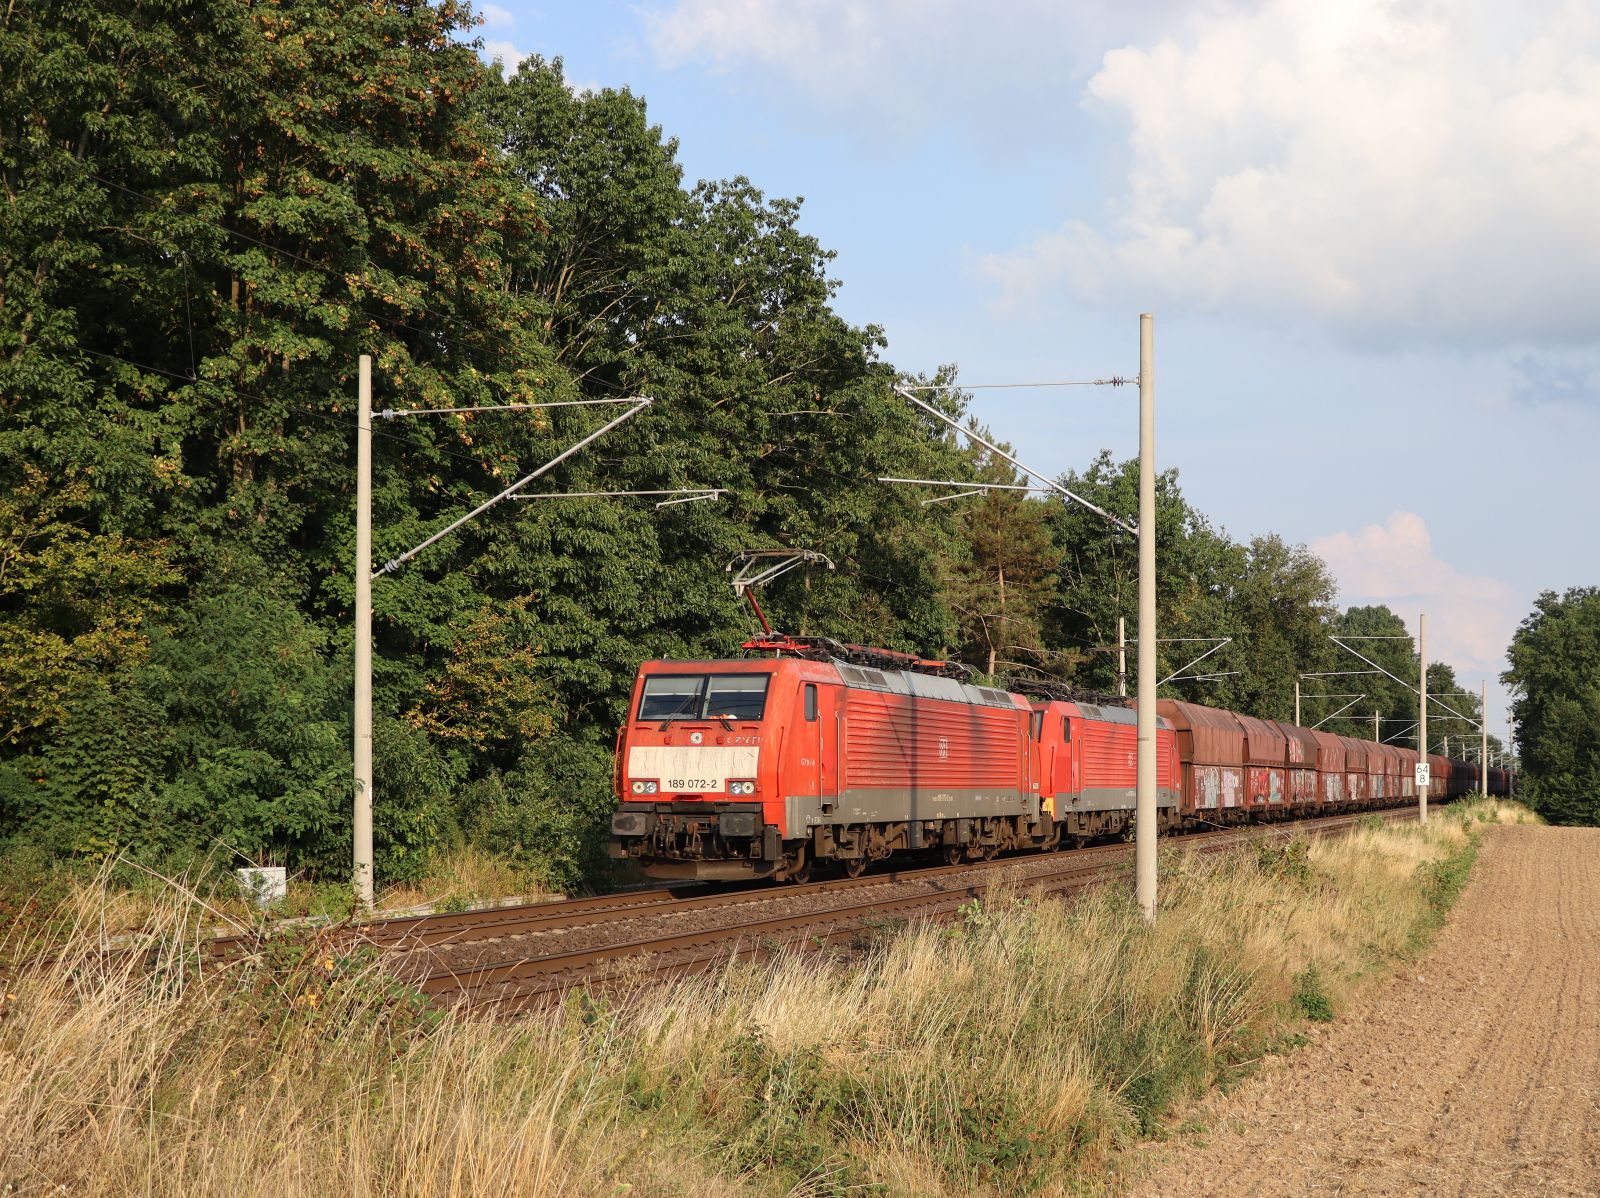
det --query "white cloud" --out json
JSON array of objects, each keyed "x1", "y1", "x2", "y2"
[
  {"x1": 981, "y1": 0, "x2": 1600, "y2": 347},
  {"x1": 480, "y1": 38, "x2": 534, "y2": 75},
  {"x1": 638, "y1": 0, "x2": 1163, "y2": 138},
  {"x1": 644, "y1": 1, "x2": 1600, "y2": 346},
  {"x1": 1311, "y1": 511, "x2": 1519, "y2": 679},
  {"x1": 479, "y1": 3, "x2": 515, "y2": 29}
]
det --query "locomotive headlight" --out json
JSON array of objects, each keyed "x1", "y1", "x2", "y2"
[
  {"x1": 644, "y1": 780, "x2": 659, "y2": 794},
  {"x1": 729, "y1": 779, "x2": 756, "y2": 796},
  {"x1": 630, "y1": 781, "x2": 646, "y2": 794}
]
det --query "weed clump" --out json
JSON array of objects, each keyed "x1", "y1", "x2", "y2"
[
  {"x1": 1255, "y1": 837, "x2": 1313, "y2": 885},
  {"x1": 1291, "y1": 964, "x2": 1336, "y2": 1023}
]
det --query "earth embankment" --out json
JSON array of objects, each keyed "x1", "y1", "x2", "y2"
[{"x1": 1130, "y1": 823, "x2": 1600, "y2": 1196}]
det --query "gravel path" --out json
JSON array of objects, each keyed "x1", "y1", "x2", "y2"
[{"x1": 1127, "y1": 824, "x2": 1600, "y2": 1197}]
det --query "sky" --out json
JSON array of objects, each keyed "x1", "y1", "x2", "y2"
[{"x1": 471, "y1": 0, "x2": 1600, "y2": 745}]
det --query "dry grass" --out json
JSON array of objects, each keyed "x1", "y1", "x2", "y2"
[
  {"x1": 373, "y1": 844, "x2": 564, "y2": 914},
  {"x1": 0, "y1": 845, "x2": 565, "y2": 961},
  {"x1": 0, "y1": 801, "x2": 1535, "y2": 1197}
]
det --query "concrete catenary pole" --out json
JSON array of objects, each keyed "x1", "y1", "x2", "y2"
[
  {"x1": 1294, "y1": 678, "x2": 1301, "y2": 727},
  {"x1": 1481, "y1": 680, "x2": 1489, "y2": 797},
  {"x1": 1508, "y1": 715, "x2": 1515, "y2": 797},
  {"x1": 1118, "y1": 616, "x2": 1127, "y2": 699},
  {"x1": 1136, "y1": 314, "x2": 1157, "y2": 923},
  {"x1": 354, "y1": 355, "x2": 375, "y2": 909},
  {"x1": 1373, "y1": 710, "x2": 1380, "y2": 742},
  {"x1": 1418, "y1": 612, "x2": 1428, "y2": 824}
]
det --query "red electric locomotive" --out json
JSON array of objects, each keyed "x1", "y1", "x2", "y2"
[{"x1": 609, "y1": 640, "x2": 1041, "y2": 881}]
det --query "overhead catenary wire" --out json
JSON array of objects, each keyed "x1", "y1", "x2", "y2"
[
  {"x1": 1328, "y1": 636, "x2": 1478, "y2": 725},
  {"x1": 1165, "y1": 670, "x2": 1239, "y2": 683},
  {"x1": 51, "y1": 345, "x2": 681, "y2": 544},
  {"x1": 373, "y1": 399, "x2": 653, "y2": 578},
  {"x1": 1310, "y1": 695, "x2": 1368, "y2": 730},
  {"x1": 378, "y1": 400, "x2": 637, "y2": 419},
  {"x1": 891, "y1": 385, "x2": 1137, "y2": 534},
  {"x1": 371, "y1": 399, "x2": 652, "y2": 575},
  {"x1": 511, "y1": 488, "x2": 725, "y2": 509},
  {"x1": 1156, "y1": 637, "x2": 1231, "y2": 687},
  {"x1": 897, "y1": 378, "x2": 1135, "y2": 390},
  {"x1": 55, "y1": 345, "x2": 515, "y2": 472},
  {"x1": 67, "y1": 318, "x2": 1423, "y2": 705},
  {"x1": 876, "y1": 476, "x2": 1065, "y2": 506}
]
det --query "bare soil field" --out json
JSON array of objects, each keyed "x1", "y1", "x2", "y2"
[{"x1": 1128, "y1": 823, "x2": 1600, "y2": 1196}]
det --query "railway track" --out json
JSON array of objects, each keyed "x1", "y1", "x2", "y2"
[
  {"x1": 208, "y1": 882, "x2": 726, "y2": 957},
  {"x1": 400, "y1": 807, "x2": 1415, "y2": 1014}
]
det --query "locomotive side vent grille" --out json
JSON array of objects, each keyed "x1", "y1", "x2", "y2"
[{"x1": 838, "y1": 664, "x2": 891, "y2": 690}]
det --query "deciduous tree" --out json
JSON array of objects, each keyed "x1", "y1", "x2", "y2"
[{"x1": 1502, "y1": 587, "x2": 1600, "y2": 825}]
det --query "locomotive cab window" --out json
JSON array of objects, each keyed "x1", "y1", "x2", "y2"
[
  {"x1": 1062, "y1": 716, "x2": 1072, "y2": 743},
  {"x1": 707, "y1": 674, "x2": 769, "y2": 721},
  {"x1": 638, "y1": 673, "x2": 770, "y2": 721},
  {"x1": 638, "y1": 676, "x2": 706, "y2": 720},
  {"x1": 1031, "y1": 710, "x2": 1044, "y2": 740},
  {"x1": 804, "y1": 683, "x2": 818, "y2": 722}
]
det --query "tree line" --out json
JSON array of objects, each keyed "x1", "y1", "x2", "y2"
[
  {"x1": 1502, "y1": 589, "x2": 1600, "y2": 825},
  {"x1": 0, "y1": 0, "x2": 1518, "y2": 890}
]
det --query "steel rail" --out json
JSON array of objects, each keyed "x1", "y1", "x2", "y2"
[
  {"x1": 366, "y1": 844, "x2": 1124, "y2": 948},
  {"x1": 202, "y1": 883, "x2": 720, "y2": 958},
  {"x1": 419, "y1": 808, "x2": 1414, "y2": 1012},
  {"x1": 208, "y1": 854, "x2": 1102, "y2": 958},
  {"x1": 424, "y1": 857, "x2": 1129, "y2": 1009}
]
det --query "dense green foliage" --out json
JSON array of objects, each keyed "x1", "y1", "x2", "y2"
[
  {"x1": 1502, "y1": 587, "x2": 1600, "y2": 824},
  {"x1": 0, "y1": 1, "x2": 1499, "y2": 890}
]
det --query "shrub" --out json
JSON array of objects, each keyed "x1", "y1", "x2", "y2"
[{"x1": 1291, "y1": 964, "x2": 1335, "y2": 1022}]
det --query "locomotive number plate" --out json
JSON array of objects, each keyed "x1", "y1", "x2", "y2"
[{"x1": 629, "y1": 745, "x2": 759, "y2": 794}]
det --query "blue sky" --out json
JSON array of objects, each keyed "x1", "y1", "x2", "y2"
[{"x1": 472, "y1": 0, "x2": 1600, "y2": 742}]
